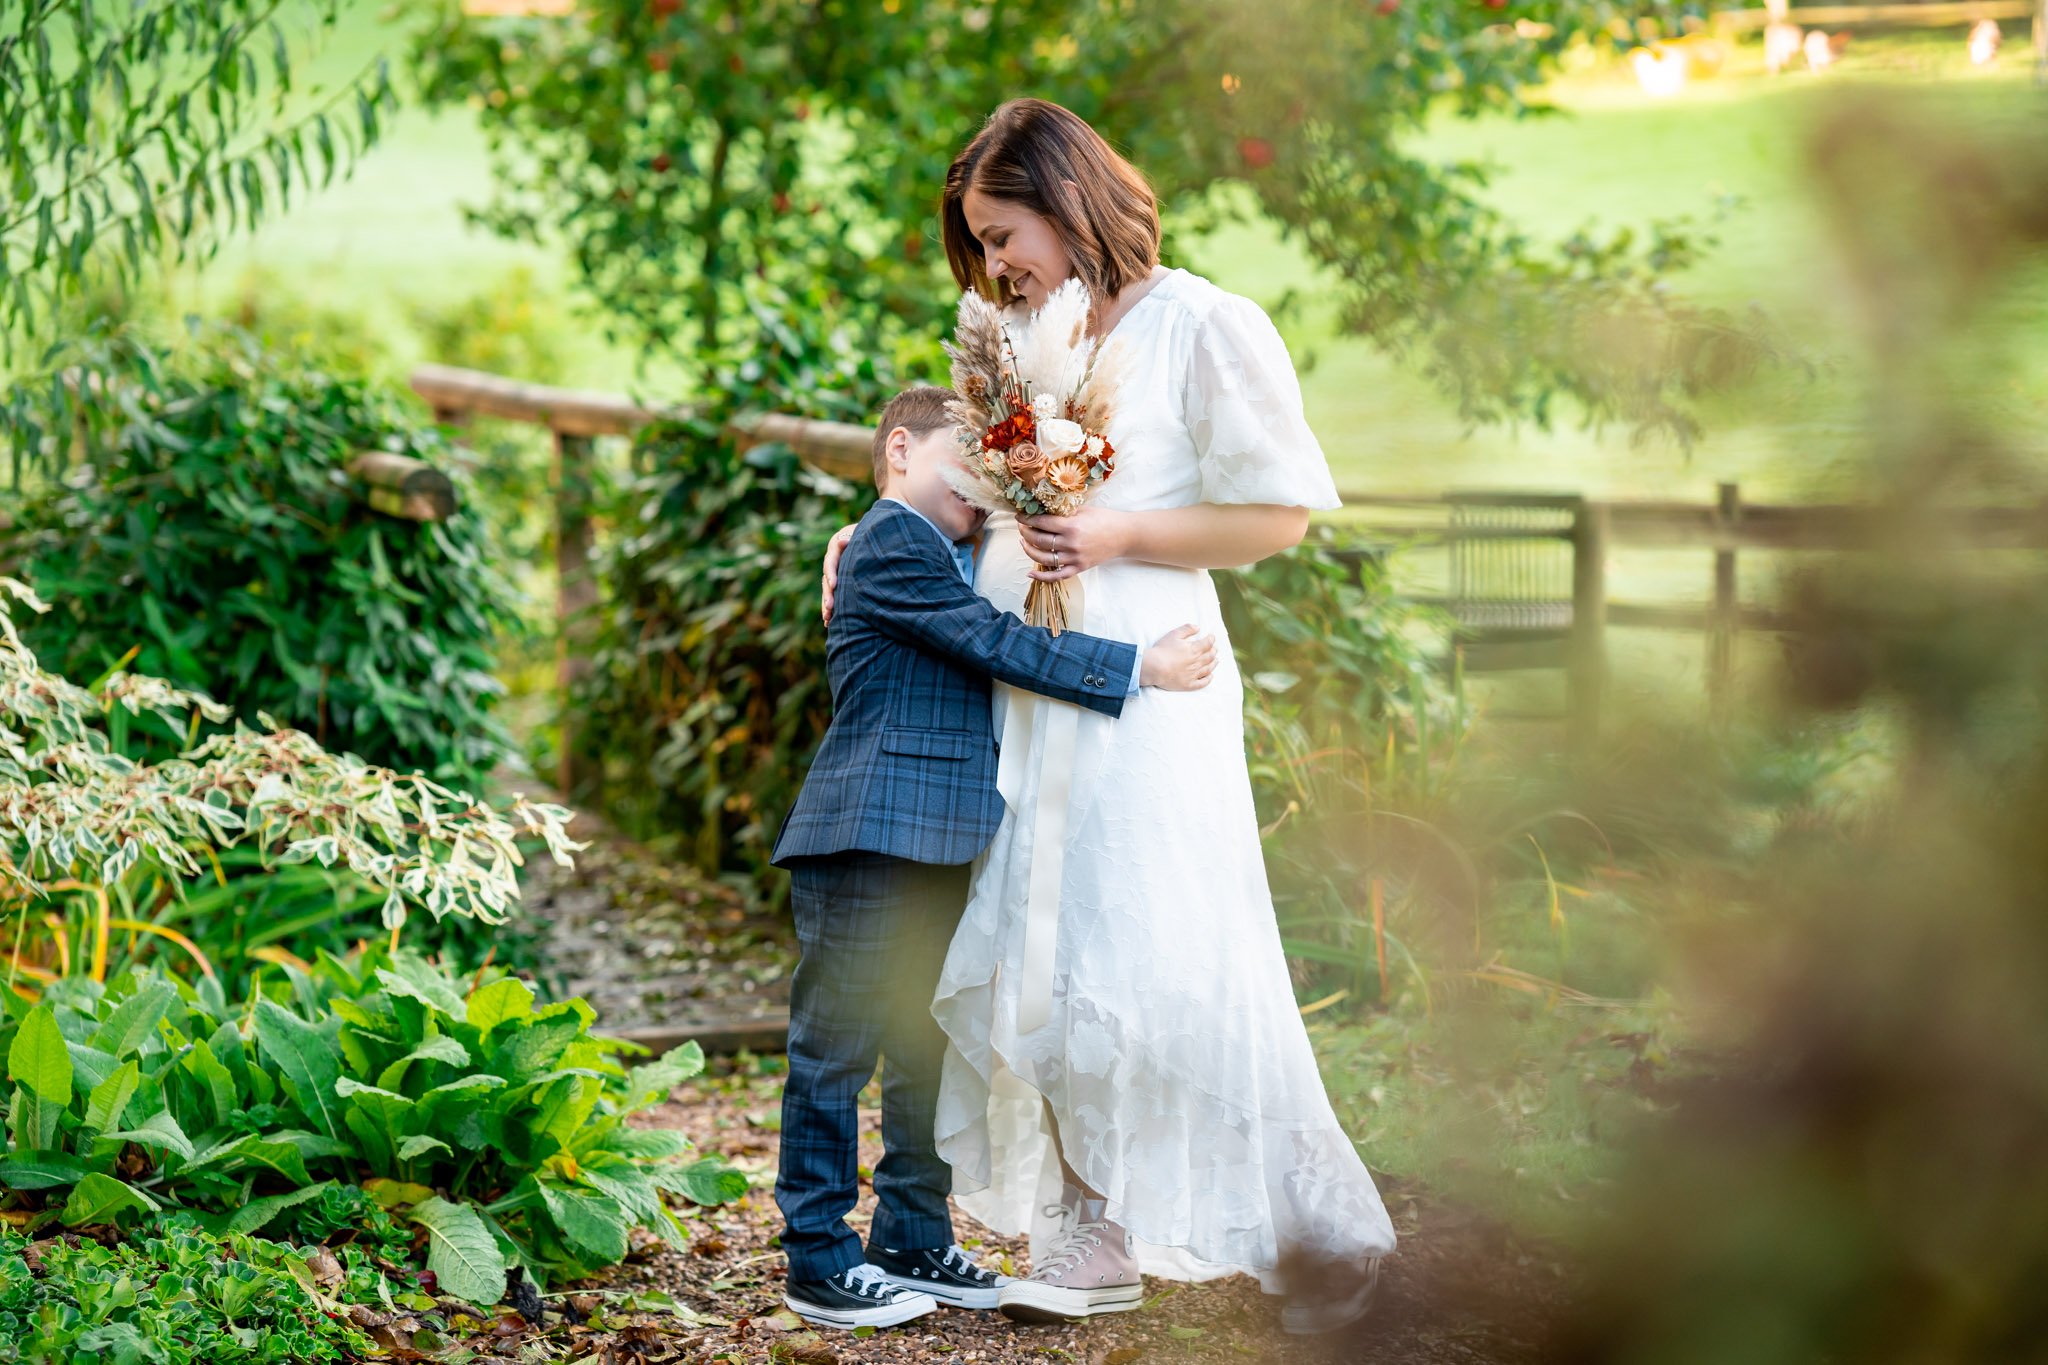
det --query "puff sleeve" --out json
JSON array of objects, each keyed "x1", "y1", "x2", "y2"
[{"x1": 1179, "y1": 292, "x2": 1342, "y2": 510}]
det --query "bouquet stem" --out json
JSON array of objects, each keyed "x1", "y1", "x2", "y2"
[{"x1": 1025, "y1": 579, "x2": 1070, "y2": 637}]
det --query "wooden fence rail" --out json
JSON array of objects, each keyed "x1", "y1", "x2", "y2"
[
  {"x1": 404, "y1": 364, "x2": 2048, "y2": 761},
  {"x1": 1343, "y1": 485, "x2": 2048, "y2": 737},
  {"x1": 409, "y1": 365, "x2": 870, "y2": 792}
]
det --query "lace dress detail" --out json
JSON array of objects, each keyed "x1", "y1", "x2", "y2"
[{"x1": 931, "y1": 270, "x2": 1395, "y2": 1284}]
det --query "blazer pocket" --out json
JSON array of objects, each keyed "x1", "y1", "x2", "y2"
[{"x1": 879, "y1": 727, "x2": 980, "y2": 761}]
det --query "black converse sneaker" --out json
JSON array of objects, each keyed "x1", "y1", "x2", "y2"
[
  {"x1": 869, "y1": 1243, "x2": 1012, "y2": 1309},
  {"x1": 784, "y1": 1263, "x2": 938, "y2": 1330}
]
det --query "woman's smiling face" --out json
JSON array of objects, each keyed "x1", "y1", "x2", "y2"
[{"x1": 962, "y1": 187, "x2": 1073, "y2": 311}]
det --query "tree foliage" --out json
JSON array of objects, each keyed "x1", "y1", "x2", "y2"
[
  {"x1": 0, "y1": 0, "x2": 397, "y2": 370},
  {"x1": 416, "y1": 0, "x2": 1767, "y2": 444}
]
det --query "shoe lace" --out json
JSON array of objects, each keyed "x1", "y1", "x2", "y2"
[
  {"x1": 939, "y1": 1245, "x2": 990, "y2": 1281},
  {"x1": 843, "y1": 1264, "x2": 895, "y2": 1300},
  {"x1": 1030, "y1": 1202, "x2": 1105, "y2": 1281}
]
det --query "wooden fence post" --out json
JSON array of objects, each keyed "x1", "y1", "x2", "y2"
[
  {"x1": 1709, "y1": 482, "x2": 1741, "y2": 716},
  {"x1": 1568, "y1": 497, "x2": 1609, "y2": 751},
  {"x1": 555, "y1": 429, "x2": 598, "y2": 797}
]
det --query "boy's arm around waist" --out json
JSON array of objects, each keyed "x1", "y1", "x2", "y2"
[{"x1": 846, "y1": 514, "x2": 1136, "y2": 718}]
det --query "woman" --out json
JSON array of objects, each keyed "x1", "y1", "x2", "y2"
[{"x1": 824, "y1": 98, "x2": 1395, "y2": 1336}]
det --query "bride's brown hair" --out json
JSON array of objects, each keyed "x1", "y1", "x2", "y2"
[{"x1": 941, "y1": 98, "x2": 1159, "y2": 311}]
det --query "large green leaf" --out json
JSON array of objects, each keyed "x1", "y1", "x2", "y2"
[
  {"x1": 6, "y1": 1084, "x2": 61, "y2": 1151},
  {"x1": 624, "y1": 1041, "x2": 705, "y2": 1110},
  {"x1": 254, "y1": 999, "x2": 342, "y2": 1138},
  {"x1": 60, "y1": 1172, "x2": 158, "y2": 1226},
  {"x1": 82, "y1": 1060, "x2": 141, "y2": 1135},
  {"x1": 537, "y1": 1178, "x2": 631, "y2": 1263},
  {"x1": 375, "y1": 958, "x2": 467, "y2": 1021},
  {"x1": 409, "y1": 1196, "x2": 508, "y2": 1305},
  {"x1": 465, "y1": 977, "x2": 534, "y2": 1034},
  {"x1": 0, "y1": 1150, "x2": 88, "y2": 1190},
  {"x1": 376, "y1": 1032, "x2": 471, "y2": 1092},
  {"x1": 577, "y1": 1160, "x2": 680, "y2": 1248},
  {"x1": 7, "y1": 1006, "x2": 72, "y2": 1105},
  {"x1": 189, "y1": 1132, "x2": 316, "y2": 1185},
  {"x1": 605, "y1": 1129, "x2": 690, "y2": 1160},
  {"x1": 657, "y1": 1157, "x2": 749, "y2": 1208},
  {"x1": 180, "y1": 1040, "x2": 240, "y2": 1127},
  {"x1": 103, "y1": 1108, "x2": 195, "y2": 1162},
  {"x1": 534, "y1": 1073, "x2": 602, "y2": 1148},
  {"x1": 397, "y1": 1134, "x2": 452, "y2": 1163},
  {"x1": 227, "y1": 1180, "x2": 335, "y2": 1235},
  {"x1": 90, "y1": 983, "x2": 176, "y2": 1059},
  {"x1": 488, "y1": 1013, "x2": 585, "y2": 1082}
]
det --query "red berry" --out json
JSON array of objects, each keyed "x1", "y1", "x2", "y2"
[
  {"x1": 648, "y1": 50, "x2": 671, "y2": 72},
  {"x1": 1237, "y1": 136, "x2": 1275, "y2": 170},
  {"x1": 652, "y1": 0, "x2": 680, "y2": 12},
  {"x1": 1483, "y1": 0, "x2": 1506, "y2": 8},
  {"x1": 1375, "y1": 0, "x2": 1398, "y2": 11},
  {"x1": 772, "y1": 191, "x2": 791, "y2": 214},
  {"x1": 651, "y1": 153, "x2": 672, "y2": 173},
  {"x1": 728, "y1": 52, "x2": 744, "y2": 74}
]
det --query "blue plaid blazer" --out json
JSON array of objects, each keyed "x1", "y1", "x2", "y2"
[{"x1": 771, "y1": 500, "x2": 1138, "y2": 868}]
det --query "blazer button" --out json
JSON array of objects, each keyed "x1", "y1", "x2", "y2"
[{"x1": 1085, "y1": 674, "x2": 1102, "y2": 688}]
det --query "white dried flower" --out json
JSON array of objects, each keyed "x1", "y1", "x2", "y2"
[{"x1": 1037, "y1": 417, "x2": 1085, "y2": 457}]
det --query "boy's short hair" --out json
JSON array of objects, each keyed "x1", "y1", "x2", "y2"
[{"x1": 872, "y1": 385, "x2": 959, "y2": 490}]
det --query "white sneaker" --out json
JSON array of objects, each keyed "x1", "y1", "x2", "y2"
[{"x1": 997, "y1": 1202, "x2": 1145, "y2": 1324}]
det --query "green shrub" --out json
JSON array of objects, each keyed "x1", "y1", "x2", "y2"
[
  {"x1": 0, "y1": 950, "x2": 744, "y2": 1300},
  {"x1": 0, "y1": 329, "x2": 523, "y2": 790}
]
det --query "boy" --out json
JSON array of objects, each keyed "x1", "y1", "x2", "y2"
[{"x1": 770, "y1": 385, "x2": 1215, "y2": 1330}]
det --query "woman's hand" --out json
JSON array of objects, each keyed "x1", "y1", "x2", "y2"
[
  {"x1": 820, "y1": 523, "x2": 858, "y2": 624},
  {"x1": 1020, "y1": 506, "x2": 1132, "y2": 583}
]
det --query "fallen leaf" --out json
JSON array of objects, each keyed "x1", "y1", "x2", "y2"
[{"x1": 304, "y1": 1245, "x2": 344, "y2": 1288}]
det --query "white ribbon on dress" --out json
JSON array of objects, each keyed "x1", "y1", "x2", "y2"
[{"x1": 994, "y1": 577, "x2": 1085, "y2": 1036}]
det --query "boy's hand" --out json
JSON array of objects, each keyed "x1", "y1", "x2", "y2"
[
  {"x1": 1141, "y1": 625, "x2": 1218, "y2": 692},
  {"x1": 820, "y1": 523, "x2": 858, "y2": 624}
]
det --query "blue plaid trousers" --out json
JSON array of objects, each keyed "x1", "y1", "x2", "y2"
[{"x1": 776, "y1": 852, "x2": 969, "y2": 1281}]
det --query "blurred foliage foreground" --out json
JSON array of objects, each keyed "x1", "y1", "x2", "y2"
[{"x1": 1503, "y1": 90, "x2": 2048, "y2": 1363}]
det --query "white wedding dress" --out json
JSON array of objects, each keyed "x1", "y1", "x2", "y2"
[{"x1": 932, "y1": 268, "x2": 1398, "y2": 1283}]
